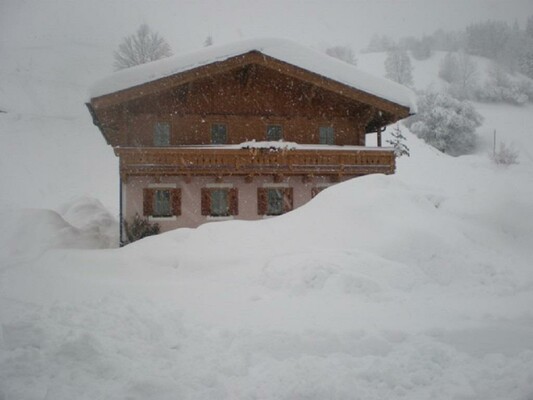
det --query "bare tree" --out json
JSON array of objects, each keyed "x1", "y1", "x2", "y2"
[
  {"x1": 325, "y1": 45, "x2": 357, "y2": 65},
  {"x1": 114, "y1": 24, "x2": 173, "y2": 70},
  {"x1": 384, "y1": 48, "x2": 413, "y2": 86},
  {"x1": 448, "y1": 51, "x2": 478, "y2": 100},
  {"x1": 204, "y1": 34, "x2": 213, "y2": 47}
]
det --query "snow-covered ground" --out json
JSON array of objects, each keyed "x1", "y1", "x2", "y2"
[{"x1": 1, "y1": 40, "x2": 533, "y2": 399}]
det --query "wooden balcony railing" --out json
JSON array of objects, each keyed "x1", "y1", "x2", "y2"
[{"x1": 115, "y1": 146, "x2": 396, "y2": 179}]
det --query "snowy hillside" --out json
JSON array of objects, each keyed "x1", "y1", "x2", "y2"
[{"x1": 2, "y1": 40, "x2": 533, "y2": 399}]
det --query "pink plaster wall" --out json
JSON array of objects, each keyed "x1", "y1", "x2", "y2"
[{"x1": 123, "y1": 175, "x2": 344, "y2": 232}]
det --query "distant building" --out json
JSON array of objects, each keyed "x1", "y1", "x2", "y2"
[{"x1": 87, "y1": 39, "x2": 415, "y2": 244}]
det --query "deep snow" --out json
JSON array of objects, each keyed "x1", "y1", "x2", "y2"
[{"x1": 1, "y1": 41, "x2": 533, "y2": 399}]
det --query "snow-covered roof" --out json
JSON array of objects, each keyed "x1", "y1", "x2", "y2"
[{"x1": 89, "y1": 38, "x2": 416, "y2": 113}]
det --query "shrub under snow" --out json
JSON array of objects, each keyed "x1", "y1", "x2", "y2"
[
  {"x1": 474, "y1": 64, "x2": 532, "y2": 105},
  {"x1": 405, "y1": 91, "x2": 483, "y2": 156},
  {"x1": 491, "y1": 142, "x2": 520, "y2": 165}
]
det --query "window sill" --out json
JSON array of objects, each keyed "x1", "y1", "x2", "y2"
[
  {"x1": 206, "y1": 215, "x2": 234, "y2": 221},
  {"x1": 149, "y1": 216, "x2": 177, "y2": 222}
]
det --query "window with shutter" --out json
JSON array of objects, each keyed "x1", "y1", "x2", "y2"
[
  {"x1": 319, "y1": 126, "x2": 335, "y2": 145},
  {"x1": 229, "y1": 188, "x2": 239, "y2": 215},
  {"x1": 154, "y1": 122, "x2": 170, "y2": 146},
  {"x1": 171, "y1": 189, "x2": 181, "y2": 216},
  {"x1": 211, "y1": 124, "x2": 227, "y2": 144},
  {"x1": 201, "y1": 188, "x2": 211, "y2": 215},
  {"x1": 257, "y1": 188, "x2": 268, "y2": 215},
  {"x1": 202, "y1": 187, "x2": 238, "y2": 217},
  {"x1": 283, "y1": 188, "x2": 293, "y2": 213},
  {"x1": 259, "y1": 187, "x2": 293, "y2": 216},
  {"x1": 143, "y1": 188, "x2": 155, "y2": 216},
  {"x1": 143, "y1": 188, "x2": 181, "y2": 217}
]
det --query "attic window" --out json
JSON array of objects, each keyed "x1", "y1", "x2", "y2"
[
  {"x1": 211, "y1": 124, "x2": 227, "y2": 144},
  {"x1": 267, "y1": 125, "x2": 283, "y2": 141},
  {"x1": 319, "y1": 126, "x2": 335, "y2": 145},
  {"x1": 154, "y1": 122, "x2": 170, "y2": 146}
]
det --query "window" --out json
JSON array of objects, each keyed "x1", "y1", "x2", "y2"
[
  {"x1": 319, "y1": 126, "x2": 335, "y2": 145},
  {"x1": 267, "y1": 188, "x2": 284, "y2": 215},
  {"x1": 201, "y1": 188, "x2": 238, "y2": 217},
  {"x1": 211, "y1": 189, "x2": 229, "y2": 217},
  {"x1": 154, "y1": 190, "x2": 171, "y2": 217},
  {"x1": 211, "y1": 124, "x2": 227, "y2": 144},
  {"x1": 266, "y1": 125, "x2": 283, "y2": 141},
  {"x1": 143, "y1": 188, "x2": 181, "y2": 217},
  {"x1": 154, "y1": 122, "x2": 170, "y2": 146},
  {"x1": 258, "y1": 187, "x2": 293, "y2": 215}
]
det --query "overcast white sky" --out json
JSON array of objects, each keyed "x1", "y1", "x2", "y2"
[{"x1": 2, "y1": 0, "x2": 533, "y2": 54}]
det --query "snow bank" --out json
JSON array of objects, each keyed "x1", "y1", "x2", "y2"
[
  {"x1": 2, "y1": 139, "x2": 533, "y2": 398},
  {"x1": 3, "y1": 38, "x2": 533, "y2": 400},
  {"x1": 239, "y1": 140, "x2": 297, "y2": 150},
  {"x1": 0, "y1": 197, "x2": 117, "y2": 268},
  {"x1": 89, "y1": 38, "x2": 416, "y2": 113}
]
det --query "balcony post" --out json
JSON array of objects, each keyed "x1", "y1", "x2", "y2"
[{"x1": 377, "y1": 126, "x2": 385, "y2": 147}]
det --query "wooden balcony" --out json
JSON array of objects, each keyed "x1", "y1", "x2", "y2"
[{"x1": 115, "y1": 145, "x2": 396, "y2": 180}]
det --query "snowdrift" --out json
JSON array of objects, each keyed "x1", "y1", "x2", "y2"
[
  {"x1": 0, "y1": 197, "x2": 117, "y2": 268},
  {"x1": 2, "y1": 35, "x2": 533, "y2": 400},
  {"x1": 2, "y1": 141, "x2": 533, "y2": 399}
]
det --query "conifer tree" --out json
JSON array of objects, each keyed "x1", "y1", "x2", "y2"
[{"x1": 386, "y1": 125, "x2": 410, "y2": 157}]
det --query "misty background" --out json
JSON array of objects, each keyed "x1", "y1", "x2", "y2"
[{"x1": 2, "y1": 0, "x2": 533, "y2": 67}]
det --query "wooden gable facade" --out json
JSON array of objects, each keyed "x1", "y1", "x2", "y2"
[{"x1": 87, "y1": 43, "x2": 413, "y2": 244}]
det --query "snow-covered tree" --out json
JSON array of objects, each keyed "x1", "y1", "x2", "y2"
[
  {"x1": 123, "y1": 213, "x2": 160, "y2": 244},
  {"x1": 325, "y1": 45, "x2": 357, "y2": 65},
  {"x1": 527, "y1": 15, "x2": 533, "y2": 38},
  {"x1": 465, "y1": 20, "x2": 510, "y2": 62},
  {"x1": 447, "y1": 51, "x2": 479, "y2": 100},
  {"x1": 439, "y1": 52, "x2": 459, "y2": 83},
  {"x1": 113, "y1": 24, "x2": 173, "y2": 70},
  {"x1": 439, "y1": 51, "x2": 479, "y2": 100},
  {"x1": 475, "y1": 63, "x2": 529, "y2": 105},
  {"x1": 410, "y1": 36, "x2": 433, "y2": 60},
  {"x1": 384, "y1": 48, "x2": 413, "y2": 86},
  {"x1": 404, "y1": 91, "x2": 483, "y2": 156},
  {"x1": 204, "y1": 34, "x2": 213, "y2": 47},
  {"x1": 519, "y1": 39, "x2": 533, "y2": 79},
  {"x1": 364, "y1": 34, "x2": 395, "y2": 53},
  {"x1": 386, "y1": 124, "x2": 410, "y2": 157}
]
